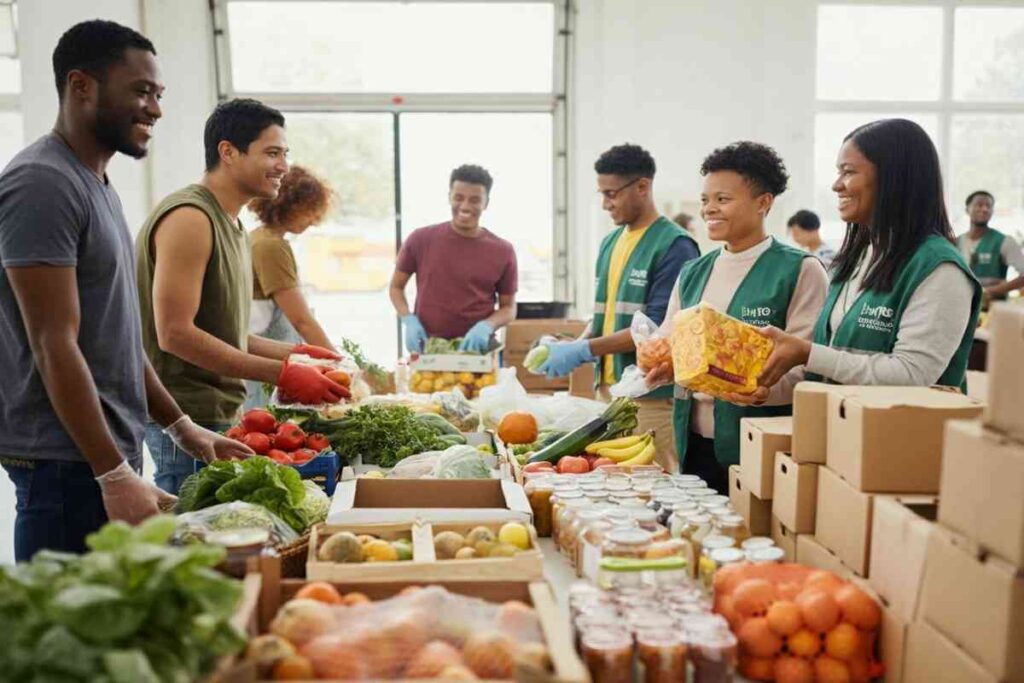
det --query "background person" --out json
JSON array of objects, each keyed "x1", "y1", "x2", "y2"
[
  {"x1": 957, "y1": 190, "x2": 1024, "y2": 301},
  {"x1": 390, "y1": 164, "x2": 517, "y2": 354},
  {"x1": 787, "y1": 209, "x2": 835, "y2": 270}
]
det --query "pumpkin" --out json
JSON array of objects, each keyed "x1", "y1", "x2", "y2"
[{"x1": 497, "y1": 411, "x2": 538, "y2": 445}]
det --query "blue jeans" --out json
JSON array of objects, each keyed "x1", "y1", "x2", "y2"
[
  {"x1": 144, "y1": 420, "x2": 232, "y2": 495},
  {"x1": 2, "y1": 457, "x2": 121, "y2": 562}
]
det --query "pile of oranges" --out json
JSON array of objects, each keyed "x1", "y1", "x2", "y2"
[{"x1": 713, "y1": 563, "x2": 884, "y2": 682}]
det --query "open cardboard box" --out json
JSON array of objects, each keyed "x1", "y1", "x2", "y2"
[
  {"x1": 826, "y1": 386, "x2": 984, "y2": 492},
  {"x1": 903, "y1": 619, "x2": 998, "y2": 683},
  {"x1": 211, "y1": 555, "x2": 588, "y2": 683},
  {"x1": 738, "y1": 416, "x2": 792, "y2": 499},
  {"x1": 984, "y1": 302, "x2": 1024, "y2": 442},
  {"x1": 940, "y1": 418, "x2": 1024, "y2": 566},
  {"x1": 307, "y1": 520, "x2": 544, "y2": 582},
  {"x1": 328, "y1": 478, "x2": 532, "y2": 525},
  {"x1": 728, "y1": 464, "x2": 771, "y2": 536},
  {"x1": 918, "y1": 525, "x2": 1024, "y2": 681},
  {"x1": 772, "y1": 452, "x2": 818, "y2": 534},
  {"x1": 868, "y1": 495, "x2": 937, "y2": 624}
]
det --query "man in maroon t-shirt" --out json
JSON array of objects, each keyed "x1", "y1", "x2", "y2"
[{"x1": 389, "y1": 164, "x2": 518, "y2": 353}]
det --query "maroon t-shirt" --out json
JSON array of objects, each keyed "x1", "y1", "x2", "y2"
[{"x1": 396, "y1": 222, "x2": 518, "y2": 339}]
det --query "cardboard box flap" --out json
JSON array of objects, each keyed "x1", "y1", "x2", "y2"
[
  {"x1": 744, "y1": 415, "x2": 793, "y2": 436},
  {"x1": 838, "y1": 385, "x2": 983, "y2": 410}
]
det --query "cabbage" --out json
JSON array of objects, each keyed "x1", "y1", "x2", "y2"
[
  {"x1": 296, "y1": 481, "x2": 330, "y2": 528},
  {"x1": 432, "y1": 445, "x2": 492, "y2": 479}
]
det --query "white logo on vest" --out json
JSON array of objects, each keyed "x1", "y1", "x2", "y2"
[{"x1": 857, "y1": 302, "x2": 895, "y2": 333}]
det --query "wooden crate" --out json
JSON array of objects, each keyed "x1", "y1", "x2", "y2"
[
  {"x1": 212, "y1": 555, "x2": 588, "y2": 683},
  {"x1": 306, "y1": 520, "x2": 544, "y2": 582}
]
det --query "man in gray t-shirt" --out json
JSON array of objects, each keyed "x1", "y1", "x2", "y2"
[{"x1": 0, "y1": 20, "x2": 249, "y2": 562}]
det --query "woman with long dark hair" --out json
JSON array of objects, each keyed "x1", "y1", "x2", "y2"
[{"x1": 756, "y1": 119, "x2": 980, "y2": 391}]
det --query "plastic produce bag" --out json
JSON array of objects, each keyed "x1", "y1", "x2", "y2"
[
  {"x1": 388, "y1": 450, "x2": 444, "y2": 478},
  {"x1": 476, "y1": 367, "x2": 532, "y2": 427},
  {"x1": 432, "y1": 445, "x2": 492, "y2": 479},
  {"x1": 609, "y1": 311, "x2": 673, "y2": 398},
  {"x1": 671, "y1": 302, "x2": 774, "y2": 397},
  {"x1": 172, "y1": 501, "x2": 299, "y2": 546}
]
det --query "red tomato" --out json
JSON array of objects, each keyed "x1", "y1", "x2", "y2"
[
  {"x1": 522, "y1": 461, "x2": 555, "y2": 474},
  {"x1": 241, "y1": 409, "x2": 277, "y2": 434},
  {"x1": 557, "y1": 455, "x2": 590, "y2": 475},
  {"x1": 275, "y1": 423, "x2": 306, "y2": 451},
  {"x1": 267, "y1": 449, "x2": 292, "y2": 464},
  {"x1": 241, "y1": 432, "x2": 271, "y2": 455},
  {"x1": 582, "y1": 454, "x2": 598, "y2": 468},
  {"x1": 224, "y1": 425, "x2": 247, "y2": 442},
  {"x1": 591, "y1": 457, "x2": 616, "y2": 470},
  {"x1": 290, "y1": 448, "x2": 317, "y2": 465},
  {"x1": 305, "y1": 433, "x2": 331, "y2": 453}
]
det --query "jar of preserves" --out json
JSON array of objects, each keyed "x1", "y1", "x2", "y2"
[
  {"x1": 630, "y1": 479, "x2": 655, "y2": 500},
  {"x1": 585, "y1": 490, "x2": 610, "y2": 505},
  {"x1": 581, "y1": 629, "x2": 634, "y2": 683},
  {"x1": 601, "y1": 527, "x2": 654, "y2": 560},
  {"x1": 684, "y1": 512, "x2": 715, "y2": 555},
  {"x1": 629, "y1": 508, "x2": 670, "y2": 542},
  {"x1": 207, "y1": 528, "x2": 275, "y2": 578},
  {"x1": 688, "y1": 627, "x2": 738, "y2": 683},
  {"x1": 559, "y1": 498, "x2": 592, "y2": 558},
  {"x1": 740, "y1": 536, "x2": 774, "y2": 554},
  {"x1": 524, "y1": 476, "x2": 555, "y2": 537},
  {"x1": 636, "y1": 630, "x2": 687, "y2": 683},
  {"x1": 704, "y1": 548, "x2": 747, "y2": 589},
  {"x1": 701, "y1": 494, "x2": 732, "y2": 510},
  {"x1": 551, "y1": 487, "x2": 584, "y2": 546},
  {"x1": 604, "y1": 476, "x2": 632, "y2": 493},
  {"x1": 610, "y1": 490, "x2": 644, "y2": 507},
  {"x1": 748, "y1": 546, "x2": 786, "y2": 564},
  {"x1": 697, "y1": 535, "x2": 736, "y2": 587},
  {"x1": 577, "y1": 511, "x2": 614, "y2": 578},
  {"x1": 672, "y1": 474, "x2": 703, "y2": 487},
  {"x1": 715, "y1": 514, "x2": 750, "y2": 544}
]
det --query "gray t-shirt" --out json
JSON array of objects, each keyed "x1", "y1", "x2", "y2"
[{"x1": 0, "y1": 133, "x2": 146, "y2": 462}]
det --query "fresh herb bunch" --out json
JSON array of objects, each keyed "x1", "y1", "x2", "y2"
[
  {"x1": 329, "y1": 403, "x2": 452, "y2": 467},
  {"x1": 339, "y1": 337, "x2": 389, "y2": 385},
  {"x1": 0, "y1": 516, "x2": 245, "y2": 682}
]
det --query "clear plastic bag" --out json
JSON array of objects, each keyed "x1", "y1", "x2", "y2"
[
  {"x1": 172, "y1": 501, "x2": 299, "y2": 546},
  {"x1": 609, "y1": 311, "x2": 673, "y2": 398},
  {"x1": 388, "y1": 450, "x2": 444, "y2": 478}
]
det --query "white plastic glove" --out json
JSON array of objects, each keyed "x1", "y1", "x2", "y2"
[
  {"x1": 164, "y1": 415, "x2": 254, "y2": 464},
  {"x1": 95, "y1": 461, "x2": 177, "y2": 525}
]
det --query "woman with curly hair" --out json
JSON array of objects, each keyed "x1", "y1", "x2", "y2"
[
  {"x1": 645, "y1": 142, "x2": 828, "y2": 492},
  {"x1": 756, "y1": 119, "x2": 980, "y2": 394},
  {"x1": 245, "y1": 165, "x2": 336, "y2": 406}
]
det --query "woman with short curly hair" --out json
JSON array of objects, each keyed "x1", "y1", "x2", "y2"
[
  {"x1": 645, "y1": 142, "x2": 829, "y2": 492},
  {"x1": 245, "y1": 165, "x2": 335, "y2": 407}
]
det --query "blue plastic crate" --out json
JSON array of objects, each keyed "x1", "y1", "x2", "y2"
[{"x1": 194, "y1": 451, "x2": 340, "y2": 496}]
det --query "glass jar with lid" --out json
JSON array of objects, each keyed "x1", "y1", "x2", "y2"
[
  {"x1": 604, "y1": 476, "x2": 632, "y2": 493},
  {"x1": 524, "y1": 475, "x2": 555, "y2": 537},
  {"x1": 702, "y1": 547, "x2": 746, "y2": 590},
  {"x1": 630, "y1": 479, "x2": 655, "y2": 501},
  {"x1": 748, "y1": 546, "x2": 786, "y2": 564},
  {"x1": 581, "y1": 628, "x2": 634, "y2": 683},
  {"x1": 697, "y1": 535, "x2": 736, "y2": 587},
  {"x1": 558, "y1": 498, "x2": 592, "y2": 558},
  {"x1": 551, "y1": 487, "x2": 584, "y2": 545},
  {"x1": 636, "y1": 629, "x2": 687, "y2": 683},
  {"x1": 609, "y1": 490, "x2": 644, "y2": 507},
  {"x1": 701, "y1": 494, "x2": 732, "y2": 510},
  {"x1": 601, "y1": 527, "x2": 654, "y2": 560},
  {"x1": 629, "y1": 508, "x2": 670, "y2": 542},
  {"x1": 576, "y1": 510, "x2": 614, "y2": 577},
  {"x1": 672, "y1": 473, "x2": 703, "y2": 486},
  {"x1": 688, "y1": 626, "x2": 738, "y2": 683},
  {"x1": 715, "y1": 514, "x2": 750, "y2": 544},
  {"x1": 584, "y1": 489, "x2": 610, "y2": 505},
  {"x1": 207, "y1": 528, "x2": 275, "y2": 578},
  {"x1": 740, "y1": 536, "x2": 774, "y2": 554}
]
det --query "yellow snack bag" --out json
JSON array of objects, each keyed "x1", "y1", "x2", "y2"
[{"x1": 670, "y1": 303, "x2": 774, "y2": 397}]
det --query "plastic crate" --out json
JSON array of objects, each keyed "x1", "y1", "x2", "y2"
[{"x1": 195, "y1": 451, "x2": 341, "y2": 496}]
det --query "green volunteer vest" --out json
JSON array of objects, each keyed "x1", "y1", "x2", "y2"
[
  {"x1": 812, "y1": 234, "x2": 981, "y2": 391},
  {"x1": 136, "y1": 184, "x2": 252, "y2": 423},
  {"x1": 592, "y1": 216, "x2": 697, "y2": 399},
  {"x1": 959, "y1": 228, "x2": 1008, "y2": 282},
  {"x1": 672, "y1": 239, "x2": 810, "y2": 468}
]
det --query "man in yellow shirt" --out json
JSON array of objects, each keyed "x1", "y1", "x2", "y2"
[{"x1": 539, "y1": 144, "x2": 699, "y2": 469}]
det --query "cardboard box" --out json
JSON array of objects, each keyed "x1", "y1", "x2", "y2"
[
  {"x1": 770, "y1": 515, "x2": 798, "y2": 562},
  {"x1": 985, "y1": 302, "x2": 1024, "y2": 441},
  {"x1": 772, "y1": 453, "x2": 818, "y2": 533},
  {"x1": 966, "y1": 370, "x2": 988, "y2": 401},
  {"x1": 940, "y1": 419, "x2": 1024, "y2": 567},
  {"x1": 795, "y1": 535, "x2": 852, "y2": 579},
  {"x1": 792, "y1": 381, "x2": 844, "y2": 464},
  {"x1": 739, "y1": 416, "x2": 792, "y2": 499},
  {"x1": 504, "y1": 349, "x2": 569, "y2": 392},
  {"x1": 868, "y1": 495, "x2": 937, "y2": 623},
  {"x1": 814, "y1": 466, "x2": 873, "y2": 576},
  {"x1": 504, "y1": 318, "x2": 587, "y2": 356},
  {"x1": 568, "y1": 363, "x2": 595, "y2": 398},
  {"x1": 919, "y1": 525, "x2": 1024, "y2": 681},
  {"x1": 878, "y1": 595, "x2": 910, "y2": 683},
  {"x1": 328, "y1": 478, "x2": 532, "y2": 525},
  {"x1": 903, "y1": 620, "x2": 998, "y2": 683},
  {"x1": 728, "y1": 465, "x2": 772, "y2": 536},
  {"x1": 826, "y1": 386, "x2": 984, "y2": 492},
  {"x1": 307, "y1": 520, "x2": 544, "y2": 582}
]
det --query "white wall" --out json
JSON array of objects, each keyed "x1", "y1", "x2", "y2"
[{"x1": 569, "y1": 0, "x2": 818, "y2": 313}]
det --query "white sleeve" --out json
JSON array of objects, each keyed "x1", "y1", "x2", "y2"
[
  {"x1": 658, "y1": 285, "x2": 681, "y2": 337},
  {"x1": 1000, "y1": 235, "x2": 1024, "y2": 275},
  {"x1": 805, "y1": 263, "x2": 975, "y2": 386}
]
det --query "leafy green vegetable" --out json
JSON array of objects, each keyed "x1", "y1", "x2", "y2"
[
  {"x1": 0, "y1": 516, "x2": 245, "y2": 683},
  {"x1": 173, "y1": 501, "x2": 300, "y2": 546},
  {"x1": 329, "y1": 403, "x2": 453, "y2": 467},
  {"x1": 424, "y1": 336, "x2": 464, "y2": 354},
  {"x1": 177, "y1": 458, "x2": 311, "y2": 532},
  {"x1": 433, "y1": 445, "x2": 492, "y2": 479}
]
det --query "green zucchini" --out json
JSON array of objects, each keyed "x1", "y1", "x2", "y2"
[{"x1": 527, "y1": 416, "x2": 608, "y2": 464}]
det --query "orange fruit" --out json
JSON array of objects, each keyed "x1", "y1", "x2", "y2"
[
  {"x1": 774, "y1": 656, "x2": 814, "y2": 683},
  {"x1": 797, "y1": 589, "x2": 841, "y2": 633},
  {"x1": 342, "y1": 591, "x2": 371, "y2": 606},
  {"x1": 835, "y1": 584, "x2": 881, "y2": 631},
  {"x1": 497, "y1": 411, "x2": 538, "y2": 445},
  {"x1": 272, "y1": 654, "x2": 314, "y2": 680},
  {"x1": 738, "y1": 617, "x2": 784, "y2": 658},
  {"x1": 716, "y1": 593, "x2": 740, "y2": 630},
  {"x1": 733, "y1": 578, "x2": 776, "y2": 618},
  {"x1": 814, "y1": 655, "x2": 851, "y2": 683},
  {"x1": 294, "y1": 581, "x2": 343, "y2": 605},
  {"x1": 739, "y1": 656, "x2": 776, "y2": 681},
  {"x1": 825, "y1": 622, "x2": 861, "y2": 661},
  {"x1": 325, "y1": 369, "x2": 352, "y2": 387},
  {"x1": 776, "y1": 580, "x2": 803, "y2": 601},
  {"x1": 440, "y1": 665, "x2": 479, "y2": 680},
  {"x1": 713, "y1": 561, "x2": 750, "y2": 596},
  {"x1": 787, "y1": 629, "x2": 822, "y2": 658},
  {"x1": 766, "y1": 599, "x2": 802, "y2": 636},
  {"x1": 846, "y1": 657, "x2": 872, "y2": 683},
  {"x1": 803, "y1": 570, "x2": 845, "y2": 597},
  {"x1": 301, "y1": 634, "x2": 370, "y2": 679},
  {"x1": 495, "y1": 600, "x2": 540, "y2": 639},
  {"x1": 269, "y1": 599, "x2": 336, "y2": 647},
  {"x1": 405, "y1": 641, "x2": 465, "y2": 678},
  {"x1": 462, "y1": 632, "x2": 517, "y2": 679}
]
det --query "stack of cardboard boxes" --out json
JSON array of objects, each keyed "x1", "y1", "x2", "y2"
[
  {"x1": 503, "y1": 319, "x2": 594, "y2": 396},
  {"x1": 903, "y1": 303, "x2": 1024, "y2": 683}
]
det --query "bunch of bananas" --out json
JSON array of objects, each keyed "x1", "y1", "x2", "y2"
[{"x1": 584, "y1": 430, "x2": 656, "y2": 466}]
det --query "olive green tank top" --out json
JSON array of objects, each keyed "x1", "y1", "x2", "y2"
[{"x1": 136, "y1": 184, "x2": 252, "y2": 423}]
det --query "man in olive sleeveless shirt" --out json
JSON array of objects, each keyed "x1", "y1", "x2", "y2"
[{"x1": 136, "y1": 99, "x2": 347, "y2": 495}]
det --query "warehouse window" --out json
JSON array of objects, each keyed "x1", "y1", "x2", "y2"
[
  {"x1": 0, "y1": 1, "x2": 20, "y2": 168},
  {"x1": 814, "y1": 2, "x2": 1024, "y2": 245},
  {"x1": 213, "y1": 0, "x2": 567, "y2": 366}
]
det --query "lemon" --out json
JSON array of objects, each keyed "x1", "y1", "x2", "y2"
[
  {"x1": 497, "y1": 522, "x2": 530, "y2": 551},
  {"x1": 363, "y1": 539, "x2": 399, "y2": 562}
]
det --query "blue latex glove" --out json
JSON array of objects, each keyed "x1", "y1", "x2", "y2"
[
  {"x1": 402, "y1": 314, "x2": 428, "y2": 353},
  {"x1": 459, "y1": 321, "x2": 494, "y2": 353},
  {"x1": 538, "y1": 339, "x2": 595, "y2": 378}
]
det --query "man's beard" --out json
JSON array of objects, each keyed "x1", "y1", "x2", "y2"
[{"x1": 94, "y1": 98, "x2": 147, "y2": 159}]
